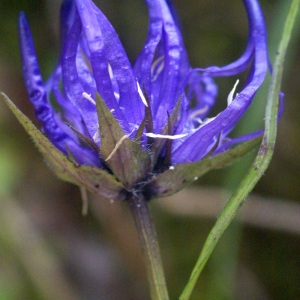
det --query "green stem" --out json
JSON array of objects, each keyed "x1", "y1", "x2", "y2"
[
  {"x1": 179, "y1": 0, "x2": 300, "y2": 299},
  {"x1": 129, "y1": 195, "x2": 169, "y2": 300}
]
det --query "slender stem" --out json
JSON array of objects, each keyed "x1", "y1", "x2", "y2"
[{"x1": 129, "y1": 194, "x2": 169, "y2": 300}]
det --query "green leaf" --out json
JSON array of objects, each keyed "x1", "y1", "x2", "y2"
[
  {"x1": 144, "y1": 136, "x2": 261, "y2": 198},
  {"x1": 179, "y1": 0, "x2": 300, "y2": 298},
  {"x1": 96, "y1": 93, "x2": 151, "y2": 187},
  {"x1": 1, "y1": 92, "x2": 125, "y2": 200}
]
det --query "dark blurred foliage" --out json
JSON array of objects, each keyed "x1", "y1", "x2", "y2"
[{"x1": 0, "y1": 1, "x2": 300, "y2": 299}]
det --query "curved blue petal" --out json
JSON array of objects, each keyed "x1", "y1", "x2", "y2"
[
  {"x1": 192, "y1": 37, "x2": 254, "y2": 78},
  {"x1": 134, "y1": 1, "x2": 163, "y2": 101},
  {"x1": 172, "y1": 0, "x2": 268, "y2": 163},
  {"x1": 214, "y1": 90, "x2": 283, "y2": 156},
  {"x1": 60, "y1": 0, "x2": 75, "y2": 44},
  {"x1": 61, "y1": 11, "x2": 99, "y2": 138},
  {"x1": 90, "y1": 2, "x2": 144, "y2": 127},
  {"x1": 72, "y1": 0, "x2": 130, "y2": 133},
  {"x1": 18, "y1": 12, "x2": 66, "y2": 144},
  {"x1": 74, "y1": 0, "x2": 144, "y2": 132},
  {"x1": 45, "y1": 66, "x2": 84, "y2": 136},
  {"x1": 185, "y1": 74, "x2": 218, "y2": 120},
  {"x1": 135, "y1": 0, "x2": 185, "y2": 132},
  {"x1": 49, "y1": 2, "x2": 95, "y2": 136},
  {"x1": 135, "y1": 0, "x2": 218, "y2": 135},
  {"x1": 18, "y1": 12, "x2": 100, "y2": 167},
  {"x1": 164, "y1": 1, "x2": 218, "y2": 115},
  {"x1": 151, "y1": 1, "x2": 183, "y2": 120}
]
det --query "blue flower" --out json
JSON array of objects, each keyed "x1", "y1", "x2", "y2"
[{"x1": 17, "y1": 0, "x2": 269, "y2": 196}]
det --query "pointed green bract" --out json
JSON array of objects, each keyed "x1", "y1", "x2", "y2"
[
  {"x1": 1, "y1": 92, "x2": 125, "y2": 200},
  {"x1": 1, "y1": 91, "x2": 262, "y2": 200},
  {"x1": 150, "y1": 98, "x2": 182, "y2": 168},
  {"x1": 145, "y1": 136, "x2": 262, "y2": 198},
  {"x1": 96, "y1": 93, "x2": 151, "y2": 188}
]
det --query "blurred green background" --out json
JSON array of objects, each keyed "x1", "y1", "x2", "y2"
[{"x1": 0, "y1": 0, "x2": 300, "y2": 299}]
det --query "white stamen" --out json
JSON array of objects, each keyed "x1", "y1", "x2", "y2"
[
  {"x1": 151, "y1": 56, "x2": 164, "y2": 81},
  {"x1": 227, "y1": 79, "x2": 239, "y2": 106},
  {"x1": 105, "y1": 135, "x2": 128, "y2": 161},
  {"x1": 110, "y1": 108, "x2": 115, "y2": 113},
  {"x1": 144, "y1": 133, "x2": 188, "y2": 139},
  {"x1": 151, "y1": 56, "x2": 164, "y2": 72},
  {"x1": 108, "y1": 63, "x2": 114, "y2": 80},
  {"x1": 169, "y1": 166, "x2": 175, "y2": 170},
  {"x1": 137, "y1": 81, "x2": 148, "y2": 107},
  {"x1": 108, "y1": 63, "x2": 120, "y2": 101},
  {"x1": 82, "y1": 92, "x2": 96, "y2": 105},
  {"x1": 93, "y1": 129, "x2": 100, "y2": 143},
  {"x1": 113, "y1": 92, "x2": 120, "y2": 101}
]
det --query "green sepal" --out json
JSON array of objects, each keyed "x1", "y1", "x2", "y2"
[
  {"x1": 144, "y1": 136, "x2": 262, "y2": 198},
  {"x1": 96, "y1": 93, "x2": 151, "y2": 187},
  {"x1": 150, "y1": 97, "x2": 182, "y2": 168},
  {"x1": 1, "y1": 92, "x2": 125, "y2": 200}
]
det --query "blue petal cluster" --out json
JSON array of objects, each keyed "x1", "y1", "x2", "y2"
[{"x1": 18, "y1": 0, "x2": 268, "y2": 169}]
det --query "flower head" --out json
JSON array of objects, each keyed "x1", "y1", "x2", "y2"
[{"x1": 16, "y1": 0, "x2": 269, "y2": 199}]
